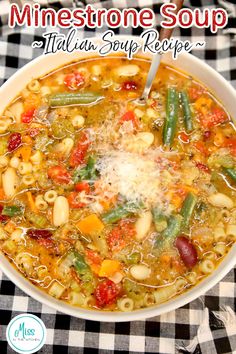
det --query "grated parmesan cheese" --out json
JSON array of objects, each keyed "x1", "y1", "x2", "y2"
[{"x1": 96, "y1": 150, "x2": 179, "y2": 209}]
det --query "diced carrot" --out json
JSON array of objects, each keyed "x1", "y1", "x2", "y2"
[
  {"x1": 15, "y1": 146, "x2": 32, "y2": 162},
  {"x1": 195, "y1": 97, "x2": 213, "y2": 115},
  {"x1": 193, "y1": 141, "x2": 209, "y2": 156},
  {"x1": 22, "y1": 135, "x2": 33, "y2": 145},
  {"x1": 171, "y1": 194, "x2": 184, "y2": 208},
  {"x1": 4, "y1": 220, "x2": 16, "y2": 233},
  {"x1": 26, "y1": 191, "x2": 38, "y2": 213},
  {"x1": 0, "y1": 188, "x2": 6, "y2": 200},
  {"x1": 178, "y1": 132, "x2": 190, "y2": 143},
  {"x1": 76, "y1": 214, "x2": 104, "y2": 235},
  {"x1": 98, "y1": 260, "x2": 121, "y2": 277},
  {"x1": 160, "y1": 254, "x2": 172, "y2": 265},
  {"x1": 91, "y1": 264, "x2": 101, "y2": 275}
]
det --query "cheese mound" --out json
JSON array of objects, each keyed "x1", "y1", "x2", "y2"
[{"x1": 96, "y1": 150, "x2": 177, "y2": 209}]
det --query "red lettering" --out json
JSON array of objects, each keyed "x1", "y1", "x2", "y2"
[
  {"x1": 179, "y1": 9, "x2": 193, "y2": 27},
  {"x1": 123, "y1": 9, "x2": 138, "y2": 28},
  {"x1": 161, "y1": 4, "x2": 177, "y2": 28},
  {"x1": 86, "y1": 5, "x2": 95, "y2": 28},
  {"x1": 73, "y1": 9, "x2": 85, "y2": 27},
  {"x1": 9, "y1": 4, "x2": 31, "y2": 27},
  {"x1": 41, "y1": 9, "x2": 56, "y2": 27},
  {"x1": 57, "y1": 9, "x2": 71, "y2": 28},
  {"x1": 97, "y1": 9, "x2": 106, "y2": 27},
  {"x1": 107, "y1": 9, "x2": 121, "y2": 27},
  {"x1": 139, "y1": 9, "x2": 154, "y2": 28},
  {"x1": 212, "y1": 9, "x2": 228, "y2": 33}
]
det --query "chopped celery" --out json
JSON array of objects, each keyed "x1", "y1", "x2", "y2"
[
  {"x1": 51, "y1": 117, "x2": 74, "y2": 139},
  {"x1": 2, "y1": 205, "x2": 23, "y2": 217},
  {"x1": 126, "y1": 252, "x2": 141, "y2": 265},
  {"x1": 123, "y1": 279, "x2": 145, "y2": 301},
  {"x1": 152, "y1": 208, "x2": 168, "y2": 232},
  {"x1": 0, "y1": 137, "x2": 8, "y2": 154},
  {"x1": 26, "y1": 211, "x2": 48, "y2": 228}
]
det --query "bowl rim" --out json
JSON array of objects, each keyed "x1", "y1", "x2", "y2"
[{"x1": 0, "y1": 36, "x2": 236, "y2": 322}]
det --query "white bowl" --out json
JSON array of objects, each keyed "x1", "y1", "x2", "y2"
[{"x1": 0, "y1": 36, "x2": 236, "y2": 322}]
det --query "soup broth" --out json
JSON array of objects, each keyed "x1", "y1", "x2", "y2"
[{"x1": 0, "y1": 56, "x2": 235, "y2": 311}]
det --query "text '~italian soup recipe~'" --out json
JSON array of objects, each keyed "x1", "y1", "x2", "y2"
[{"x1": 0, "y1": 57, "x2": 236, "y2": 312}]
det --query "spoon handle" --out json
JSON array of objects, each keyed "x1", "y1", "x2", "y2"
[
  {"x1": 139, "y1": 0, "x2": 184, "y2": 102},
  {"x1": 159, "y1": 0, "x2": 184, "y2": 41}
]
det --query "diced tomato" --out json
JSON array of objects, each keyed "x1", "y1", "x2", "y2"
[
  {"x1": 75, "y1": 181, "x2": 91, "y2": 193},
  {"x1": 70, "y1": 132, "x2": 90, "y2": 167},
  {"x1": 107, "y1": 220, "x2": 136, "y2": 253},
  {"x1": 48, "y1": 165, "x2": 71, "y2": 184},
  {"x1": 67, "y1": 192, "x2": 85, "y2": 209},
  {"x1": 64, "y1": 71, "x2": 85, "y2": 90},
  {"x1": 203, "y1": 130, "x2": 211, "y2": 141},
  {"x1": 193, "y1": 141, "x2": 208, "y2": 156},
  {"x1": 122, "y1": 81, "x2": 138, "y2": 91},
  {"x1": 85, "y1": 249, "x2": 102, "y2": 265},
  {"x1": 178, "y1": 132, "x2": 190, "y2": 143},
  {"x1": 188, "y1": 86, "x2": 204, "y2": 101},
  {"x1": 95, "y1": 279, "x2": 121, "y2": 308},
  {"x1": 27, "y1": 128, "x2": 40, "y2": 137},
  {"x1": 0, "y1": 205, "x2": 9, "y2": 223},
  {"x1": 120, "y1": 111, "x2": 138, "y2": 128},
  {"x1": 37, "y1": 238, "x2": 54, "y2": 249},
  {"x1": 223, "y1": 138, "x2": 236, "y2": 156},
  {"x1": 200, "y1": 107, "x2": 228, "y2": 128},
  {"x1": 21, "y1": 108, "x2": 35, "y2": 123},
  {"x1": 195, "y1": 162, "x2": 210, "y2": 173}
]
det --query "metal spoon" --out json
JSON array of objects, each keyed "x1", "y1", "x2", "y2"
[{"x1": 136, "y1": 0, "x2": 184, "y2": 105}]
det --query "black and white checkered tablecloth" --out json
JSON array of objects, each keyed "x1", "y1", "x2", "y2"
[{"x1": 0, "y1": 1, "x2": 236, "y2": 353}]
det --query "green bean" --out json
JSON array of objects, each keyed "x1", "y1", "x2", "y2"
[
  {"x1": 180, "y1": 192, "x2": 197, "y2": 230},
  {"x1": 73, "y1": 252, "x2": 90, "y2": 275},
  {"x1": 152, "y1": 207, "x2": 167, "y2": 232},
  {"x1": 102, "y1": 202, "x2": 141, "y2": 224},
  {"x1": 2, "y1": 206, "x2": 23, "y2": 217},
  {"x1": 162, "y1": 214, "x2": 183, "y2": 239},
  {"x1": 163, "y1": 88, "x2": 179, "y2": 146},
  {"x1": 48, "y1": 92, "x2": 104, "y2": 107},
  {"x1": 180, "y1": 91, "x2": 193, "y2": 132},
  {"x1": 72, "y1": 252, "x2": 94, "y2": 293},
  {"x1": 223, "y1": 167, "x2": 236, "y2": 183},
  {"x1": 73, "y1": 156, "x2": 98, "y2": 183},
  {"x1": 154, "y1": 214, "x2": 183, "y2": 249}
]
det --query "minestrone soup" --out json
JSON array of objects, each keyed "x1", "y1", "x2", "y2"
[{"x1": 0, "y1": 56, "x2": 235, "y2": 311}]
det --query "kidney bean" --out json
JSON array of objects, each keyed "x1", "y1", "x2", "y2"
[
  {"x1": 27, "y1": 229, "x2": 52, "y2": 239},
  {"x1": 8, "y1": 133, "x2": 22, "y2": 152},
  {"x1": 175, "y1": 236, "x2": 198, "y2": 268},
  {"x1": 122, "y1": 81, "x2": 138, "y2": 91}
]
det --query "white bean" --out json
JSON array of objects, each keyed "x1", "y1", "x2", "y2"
[
  {"x1": 0, "y1": 156, "x2": 9, "y2": 168},
  {"x1": 208, "y1": 193, "x2": 234, "y2": 209},
  {"x1": 10, "y1": 156, "x2": 20, "y2": 169},
  {"x1": 135, "y1": 211, "x2": 152, "y2": 240},
  {"x1": 8, "y1": 101, "x2": 24, "y2": 123},
  {"x1": 53, "y1": 196, "x2": 69, "y2": 226},
  {"x1": 30, "y1": 151, "x2": 42, "y2": 164},
  {"x1": 137, "y1": 132, "x2": 154, "y2": 148},
  {"x1": 71, "y1": 115, "x2": 85, "y2": 128},
  {"x1": 2, "y1": 167, "x2": 18, "y2": 198},
  {"x1": 115, "y1": 64, "x2": 140, "y2": 77},
  {"x1": 130, "y1": 264, "x2": 151, "y2": 280}
]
